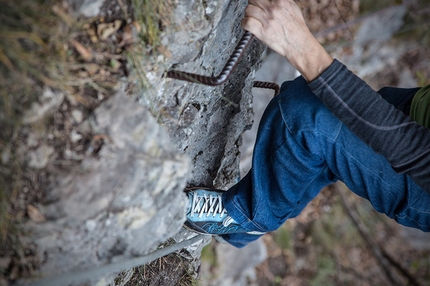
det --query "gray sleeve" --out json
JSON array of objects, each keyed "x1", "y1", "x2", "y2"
[{"x1": 308, "y1": 59, "x2": 430, "y2": 192}]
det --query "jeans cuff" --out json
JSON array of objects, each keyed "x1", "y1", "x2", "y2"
[{"x1": 222, "y1": 185, "x2": 266, "y2": 233}]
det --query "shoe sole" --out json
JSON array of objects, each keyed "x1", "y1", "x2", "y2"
[{"x1": 182, "y1": 223, "x2": 211, "y2": 235}]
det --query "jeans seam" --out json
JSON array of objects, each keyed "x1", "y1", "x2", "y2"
[
  {"x1": 231, "y1": 197, "x2": 267, "y2": 232},
  {"x1": 334, "y1": 129, "x2": 402, "y2": 211},
  {"x1": 234, "y1": 162, "x2": 331, "y2": 232},
  {"x1": 250, "y1": 111, "x2": 292, "y2": 229},
  {"x1": 395, "y1": 213, "x2": 429, "y2": 229},
  {"x1": 406, "y1": 193, "x2": 430, "y2": 214},
  {"x1": 253, "y1": 136, "x2": 291, "y2": 232},
  {"x1": 278, "y1": 97, "x2": 343, "y2": 160}
]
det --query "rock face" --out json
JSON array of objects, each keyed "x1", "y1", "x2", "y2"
[
  {"x1": 24, "y1": 0, "x2": 265, "y2": 284},
  {"x1": 147, "y1": 0, "x2": 266, "y2": 189},
  {"x1": 139, "y1": 0, "x2": 265, "y2": 278},
  {"x1": 26, "y1": 90, "x2": 190, "y2": 283}
]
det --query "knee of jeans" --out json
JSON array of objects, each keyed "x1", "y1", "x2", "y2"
[
  {"x1": 279, "y1": 76, "x2": 307, "y2": 96},
  {"x1": 279, "y1": 79, "x2": 295, "y2": 94},
  {"x1": 278, "y1": 77, "x2": 342, "y2": 139},
  {"x1": 279, "y1": 76, "x2": 323, "y2": 109}
]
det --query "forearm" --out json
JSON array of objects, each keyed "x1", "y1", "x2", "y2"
[
  {"x1": 308, "y1": 60, "x2": 430, "y2": 192},
  {"x1": 288, "y1": 38, "x2": 333, "y2": 82}
]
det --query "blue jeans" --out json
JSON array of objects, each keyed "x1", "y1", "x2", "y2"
[{"x1": 222, "y1": 77, "x2": 430, "y2": 248}]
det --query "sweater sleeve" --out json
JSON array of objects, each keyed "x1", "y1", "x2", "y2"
[{"x1": 308, "y1": 59, "x2": 430, "y2": 192}]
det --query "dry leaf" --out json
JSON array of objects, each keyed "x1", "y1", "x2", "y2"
[
  {"x1": 130, "y1": 20, "x2": 141, "y2": 34},
  {"x1": 69, "y1": 39, "x2": 92, "y2": 61},
  {"x1": 27, "y1": 204, "x2": 46, "y2": 223},
  {"x1": 86, "y1": 26, "x2": 98, "y2": 43},
  {"x1": 84, "y1": 64, "x2": 99, "y2": 76},
  {"x1": 52, "y1": 4, "x2": 74, "y2": 26},
  {"x1": 120, "y1": 26, "x2": 134, "y2": 46},
  {"x1": 110, "y1": 58, "x2": 121, "y2": 71},
  {"x1": 97, "y1": 20, "x2": 122, "y2": 40},
  {"x1": 157, "y1": 45, "x2": 172, "y2": 59},
  {"x1": 120, "y1": 21, "x2": 142, "y2": 47}
]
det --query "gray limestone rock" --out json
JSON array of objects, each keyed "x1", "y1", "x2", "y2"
[
  {"x1": 23, "y1": 87, "x2": 65, "y2": 124},
  {"x1": 25, "y1": 90, "x2": 190, "y2": 284},
  {"x1": 134, "y1": 0, "x2": 266, "y2": 283},
  {"x1": 160, "y1": 0, "x2": 266, "y2": 189},
  {"x1": 23, "y1": 0, "x2": 266, "y2": 284},
  {"x1": 69, "y1": 0, "x2": 106, "y2": 17}
]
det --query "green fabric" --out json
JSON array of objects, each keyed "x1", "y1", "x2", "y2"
[{"x1": 410, "y1": 84, "x2": 430, "y2": 129}]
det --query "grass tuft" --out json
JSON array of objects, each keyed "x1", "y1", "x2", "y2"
[
  {"x1": 130, "y1": 0, "x2": 173, "y2": 48},
  {"x1": 125, "y1": 0, "x2": 175, "y2": 119}
]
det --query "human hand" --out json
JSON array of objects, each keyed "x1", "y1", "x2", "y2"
[{"x1": 241, "y1": 0, "x2": 333, "y2": 81}]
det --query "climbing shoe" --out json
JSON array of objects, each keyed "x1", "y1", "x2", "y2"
[{"x1": 184, "y1": 188, "x2": 265, "y2": 236}]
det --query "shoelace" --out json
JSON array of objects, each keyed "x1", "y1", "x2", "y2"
[
  {"x1": 189, "y1": 192, "x2": 265, "y2": 232},
  {"x1": 190, "y1": 193, "x2": 227, "y2": 219}
]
